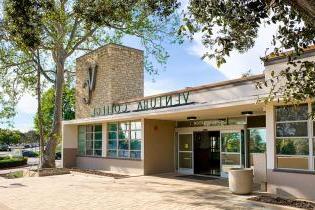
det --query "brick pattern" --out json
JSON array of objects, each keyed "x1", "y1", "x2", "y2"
[
  {"x1": 0, "y1": 174, "x2": 263, "y2": 210},
  {"x1": 75, "y1": 44, "x2": 144, "y2": 119}
]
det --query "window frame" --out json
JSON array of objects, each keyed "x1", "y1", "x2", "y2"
[
  {"x1": 107, "y1": 121, "x2": 142, "y2": 160},
  {"x1": 77, "y1": 124, "x2": 103, "y2": 157},
  {"x1": 275, "y1": 103, "x2": 314, "y2": 171}
]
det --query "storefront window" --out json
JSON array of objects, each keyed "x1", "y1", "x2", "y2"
[
  {"x1": 275, "y1": 105, "x2": 309, "y2": 170},
  {"x1": 107, "y1": 121, "x2": 142, "y2": 159},
  {"x1": 78, "y1": 125, "x2": 102, "y2": 156}
]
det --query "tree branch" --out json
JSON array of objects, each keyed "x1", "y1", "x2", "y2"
[
  {"x1": 66, "y1": 28, "x2": 97, "y2": 57},
  {"x1": 65, "y1": 17, "x2": 80, "y2": 51}
]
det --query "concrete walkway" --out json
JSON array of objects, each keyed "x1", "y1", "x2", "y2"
[{"x1": 0, "y1": 173, "x2": 283, "y2": 210}]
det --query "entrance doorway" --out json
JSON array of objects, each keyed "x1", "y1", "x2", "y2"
[
  {"x1": 178, "y1": 133, "x2": 193, "y2": 174},
  {"x1": 193, "y1": 131, "x2": 220, "y2": 176}
]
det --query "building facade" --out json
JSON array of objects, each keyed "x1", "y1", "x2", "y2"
[{"x1": 62, "y1": 43, "x2": 315, "y2": 201}]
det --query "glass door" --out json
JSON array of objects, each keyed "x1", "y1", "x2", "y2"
[
  {"x1": 178, "y1": 133, "x2": 193, "y2": 174},
  {"x1": 220, "y1": 131, "x2": 242, "y2": 177}
]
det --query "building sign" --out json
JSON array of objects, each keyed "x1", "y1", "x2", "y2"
[
  {"x1": 82, "y1": 63, "x2": 97, "y2": 104},
  {"x1": 176, "y1": 117, "x2": 246, "y2": 128},
  {"x1": 92, "y1": 91, "x2": 192, "y2": 117}
]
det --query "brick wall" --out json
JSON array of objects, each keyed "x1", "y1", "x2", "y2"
[{"x1": 75, "y1": 44, "x2": 144, "y2": 119}]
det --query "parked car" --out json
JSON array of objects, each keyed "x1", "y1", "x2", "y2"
[
  {"x1": 22, "y1": 150, "x2": 38, "y2": 157},
  {"x1": 0, "y1": 145, "x2": 10, "y2": 151},
  {"x1": 55, "y1": 152, "x2": 61, "y2": 160},
  {"x1": 24, "y1": 144, "x2": 31, "y2": 149}
]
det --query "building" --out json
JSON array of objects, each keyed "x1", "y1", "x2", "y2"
[{"x1": 62, "y1": 43, "x2": 315, "y2": 201}]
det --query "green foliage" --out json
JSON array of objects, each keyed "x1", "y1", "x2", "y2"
[
  {"x1": 0, "y1": 129, "x2": 39, "y2": 145},
  {"x1": 222, "y1": 133, "x2": 240, "y2": 153},
  {"x1": 4, "y1": 170, "x2": 24, "y2": 179},
  {"x1": 4, "y1": 0, "x2": 52, "y2": 50},
  {"x1": 34, "y1": 85, "x2": 75, "y2": 139},
  {"x1": 182, "y1": 0, "x2": 315, "y2": 66},
  {"x1": 20, "y1": 130, "x2": 40, "y2": 144},
  {"x1": 182, "y1": 0, "x2": 315, "y2": 106},
  {"x1": 0, "y1": 0, "x2": 182, "y2": 125},
  {"x1": 276, "y1": 138, "x2": 309, "y2": 155},
  {"x1": 0, "y1": 129, "x2": 21, "y2": 145},
  {"x1": 1, "y1": 0, "x2": 182, "y2": 167},
  {"x1": 0, "y1": 156, "x2": 10, "y2": 160},
  {"x1": 249, "y1": 129, "x2": 266, "y2": 153},
  {"x1": 0, "y1": 156, "x2": 27, "y2": 169}
]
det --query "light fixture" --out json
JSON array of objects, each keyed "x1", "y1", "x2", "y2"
[
  {"x1": 187, "y1": 116, "x2": 197, "y2": 121},
  {"x1": 241, "y1": 111, "x2": 253, "y2": 116}
]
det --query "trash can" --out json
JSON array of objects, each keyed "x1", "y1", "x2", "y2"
[{"x1": 228, "y1": 168, "x2": 253, "y2": 195}]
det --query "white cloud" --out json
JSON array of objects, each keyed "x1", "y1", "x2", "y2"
[
  {"x1": 17, "y1": 94, "x2": 38, "y2": 114},
  {"x1": 14, "y1": 123, "x2": 34, "y2": 133},
  {"x1": 187, "y1": 24, "x2": 278, "y2": 79}
]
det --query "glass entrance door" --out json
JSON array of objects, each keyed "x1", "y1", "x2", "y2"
[
  {"x1": 178, "y1": 133, "x2": 193, "y2": 174},
  {"x1": 194, "y1": 131, "x2": 220, "y2": 176},
  {"x1": 220, "y1": 131, "x2": 242, "y2": 177}
]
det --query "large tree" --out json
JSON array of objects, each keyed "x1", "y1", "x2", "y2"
[
  {"x1": 182, "y1": 0, "x2": 315, "y2": 104},
  {"x1": 0, "y1": 0, "x2": 181, "y2": 167},
  {"x1": 0, "y1": 128, "x2": 21, "y2": 145},
  {"x1": 34, "y1": 85, "x2": 75, "y2": 140}
]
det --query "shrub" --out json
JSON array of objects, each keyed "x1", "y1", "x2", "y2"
[
  {"x1": 4, "y1": 171, "x2": 24, "y2": 179},
  {"x1": 0, "y1": 156, "x2": 11, "y2": 161},
  {"x1": 0, "y1": 157, "x2": 27, "y2": 169}
]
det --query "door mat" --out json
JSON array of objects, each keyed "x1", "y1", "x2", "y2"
[{"x1": 176, "y1": 175, "x2": 219, "y2": 181}]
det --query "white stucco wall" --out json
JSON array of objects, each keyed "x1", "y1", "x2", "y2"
[{"x1": 265, "y1": 104, "x2": 275, "y2": 170}]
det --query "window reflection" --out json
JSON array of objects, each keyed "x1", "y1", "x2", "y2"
[
  {"x1": 78, "y1": 125, "x2": 102, "y2": 157},
  {"x1": 107, "y1": 121, "x2": 142, "y2": 159},
  {"x1": 248, "y1": 128, "x2": 266, "y2": 166},
  {"x1": 221, "y1": 132, "x2": 241, "y2": 173},
  {"x1": 221, "y1": 133, "x2": 240, "y2": 153},
  {"x1": 275, "y1": 104, "x2": 310, "y2": 170}
]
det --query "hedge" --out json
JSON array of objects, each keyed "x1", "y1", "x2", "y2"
[
  {"x1": 0, "y1": 156, "x2": 10, "y2": 161},
  {"x1": 0, "y1": 157, "x2": 28, "y2": 169}
]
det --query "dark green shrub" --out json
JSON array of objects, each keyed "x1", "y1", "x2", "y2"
[
  {"x1": 0, "y1": 157, "x2": 27, "y2": 169},
  {"x1": 0, "y1": 156, "x2": 11, "y2": 161}
]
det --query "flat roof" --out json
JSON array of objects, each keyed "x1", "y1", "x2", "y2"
[
  {"x1": 264, "y1": 45, "x2": 315, "y2": 66},
  {"x1": 113, "y1": 74, "x2": 265, "y2": 104},
  {"x1": 76, "y1": 43, "x2": 144, "y2": 61}
]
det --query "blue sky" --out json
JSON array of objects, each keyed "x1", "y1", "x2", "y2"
[{"x1": 7, "y1": 4, "x2": 278, "y2": 132}]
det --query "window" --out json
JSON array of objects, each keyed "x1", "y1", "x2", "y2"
[
  {"x1": 221, "y1": 132, "x2": 241, "y2": 173},
  {"x1": 78, "y1": 125, "x2": 102, "y2": 156},
  {"x1": 275, "y1": 105, "x2": 309, "y2": 170},
  {"x1": 107, "y1": 121, "x2": 142, "y2": 159},
  {"x1": 248, "y1": 128, "x2": 266, "y2": 166}
]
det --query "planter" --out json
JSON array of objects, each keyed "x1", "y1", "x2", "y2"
[{"x1": 229, "y1": 168, "x2": 253, "y2": 195}]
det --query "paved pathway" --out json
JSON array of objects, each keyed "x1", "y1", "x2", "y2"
[{"x1": 0, "y1": 173, "x2": 283, "y2": 210}]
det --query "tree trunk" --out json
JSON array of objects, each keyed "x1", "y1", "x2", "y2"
[
  {"x1": 36, "y1": 51, "x2": 44, "y2": 168},
  {"x1": 42, "y1": 53, "x2": 65, "y2": 168},
  {"x1": 289, "y1": 0, "x2": 315, "y2": 27}
]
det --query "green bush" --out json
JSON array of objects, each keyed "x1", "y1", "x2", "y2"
[
  {"x1": 5, "y1": 171, "x2": 24, "y2": 179},
  {"x1": 0, "y1": 157, "x2": 27, "y2": 169},
  {"x1": 0, "y1": 156, "x2": 10, "y2": 161}
]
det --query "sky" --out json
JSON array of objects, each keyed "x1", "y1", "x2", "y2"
[{"x1": 4, "y1": 2, "x2": 278, "y2": 132}]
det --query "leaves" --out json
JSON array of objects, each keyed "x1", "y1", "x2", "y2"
[
  {"x1": 0, "y1": 0, "x2": 182, "y2": 124},
  {"x1": 183, "y1": 0, "x2": 315, "y2": 106},
  {"x1": 182, "y1": 0, "x2": 315, "y2": 68},
  {"x1": 34, "y1": 85, "x2": 75, "y2": 139}
]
